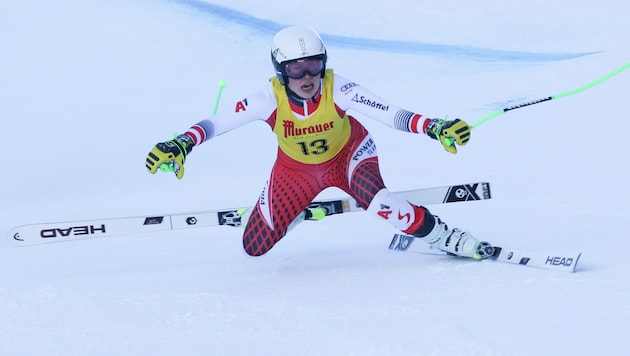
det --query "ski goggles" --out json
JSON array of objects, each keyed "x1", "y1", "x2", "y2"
[{"x1": 283, "y1": 57, "x2": 324, "y2": 79}]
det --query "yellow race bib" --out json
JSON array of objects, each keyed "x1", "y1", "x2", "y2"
[{"x1": 271, "y1": 70, "x2": 351, "y2": 164}]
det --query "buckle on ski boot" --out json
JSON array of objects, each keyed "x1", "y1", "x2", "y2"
[{"x1": 473, "y1": 241, "x2": 495, "y2": 260}]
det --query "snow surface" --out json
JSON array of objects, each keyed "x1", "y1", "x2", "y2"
[{"x1": 1, "y1": 0, "x2": 629, "y2": 355}]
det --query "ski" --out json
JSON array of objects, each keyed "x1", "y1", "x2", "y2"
[
  {"x1": 389, "y1": 234, "x2": 581, "y2": 273},
  {"x1": 9, "y1": 182, "x2": 491, "y2": 246}
]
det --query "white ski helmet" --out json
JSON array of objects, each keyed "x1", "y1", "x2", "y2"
[{"x1": 271, "y1": 26, "x2": 327, "y2": 84}]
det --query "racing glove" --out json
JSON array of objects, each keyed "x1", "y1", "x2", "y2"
[
  {"x1": 424, "y1": 118, "x2": 471, "y2": 154},
  {"x1": 146, "y1": 134, "x2": 194, "y2": 179}
]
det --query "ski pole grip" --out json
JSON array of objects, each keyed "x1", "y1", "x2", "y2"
[
  {"x1": 159, "y1": 162, "x2": 174, "y2": 172},
  {"x1": 213, "y1": 80, "x2": 227, "y2": 115}
]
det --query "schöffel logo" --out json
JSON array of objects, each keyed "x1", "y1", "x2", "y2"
[{"x1": 351, "y1": 94, "x2": 389, "y2": 111}]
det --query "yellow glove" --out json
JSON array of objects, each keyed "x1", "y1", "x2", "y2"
[
  {"x1": 145, "y1": 134, "x2": 194, "y2": 179},
  {"x1": 425, "y1": 118, "x2": 471, "y2": 154}
]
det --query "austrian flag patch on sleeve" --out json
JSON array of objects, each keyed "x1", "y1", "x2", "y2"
[
  {"x1": 393, "y1": 110, "x2": 423, "y2": 133},
  {"x1": 185, "y1": 120, "x2": 215, "y2": 145},
  {"x1": 409, "y1": 113, "x2": 423, "y2": 133}
]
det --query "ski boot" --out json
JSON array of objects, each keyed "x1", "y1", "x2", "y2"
[{"x1": 418, "y1": 215, "x2": 494, "y2": 260}]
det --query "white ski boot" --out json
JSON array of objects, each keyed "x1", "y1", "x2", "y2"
[{"x1": 421, "y1": 216, "x2": 494, "y2": 260}]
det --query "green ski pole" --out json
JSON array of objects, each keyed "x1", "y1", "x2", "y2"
[
  {"x1": 444, "y1": 62, "x2": 630, "y2": 147},
  {"x1": 159, "y1": 80, "x2": 227, "y2": 173}
]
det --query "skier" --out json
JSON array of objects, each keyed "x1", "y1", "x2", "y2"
[{"x1": 146, "y1": 26, "x2": 493, "y2": 259}]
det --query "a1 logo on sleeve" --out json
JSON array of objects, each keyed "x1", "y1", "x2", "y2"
[{"x1": 235, "y1": 98, "x2": 248, "y2": 112}]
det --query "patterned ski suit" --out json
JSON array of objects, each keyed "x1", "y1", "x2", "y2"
[{"x1": 184, "y1": 69, "x2": 435, "y2": 256}]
